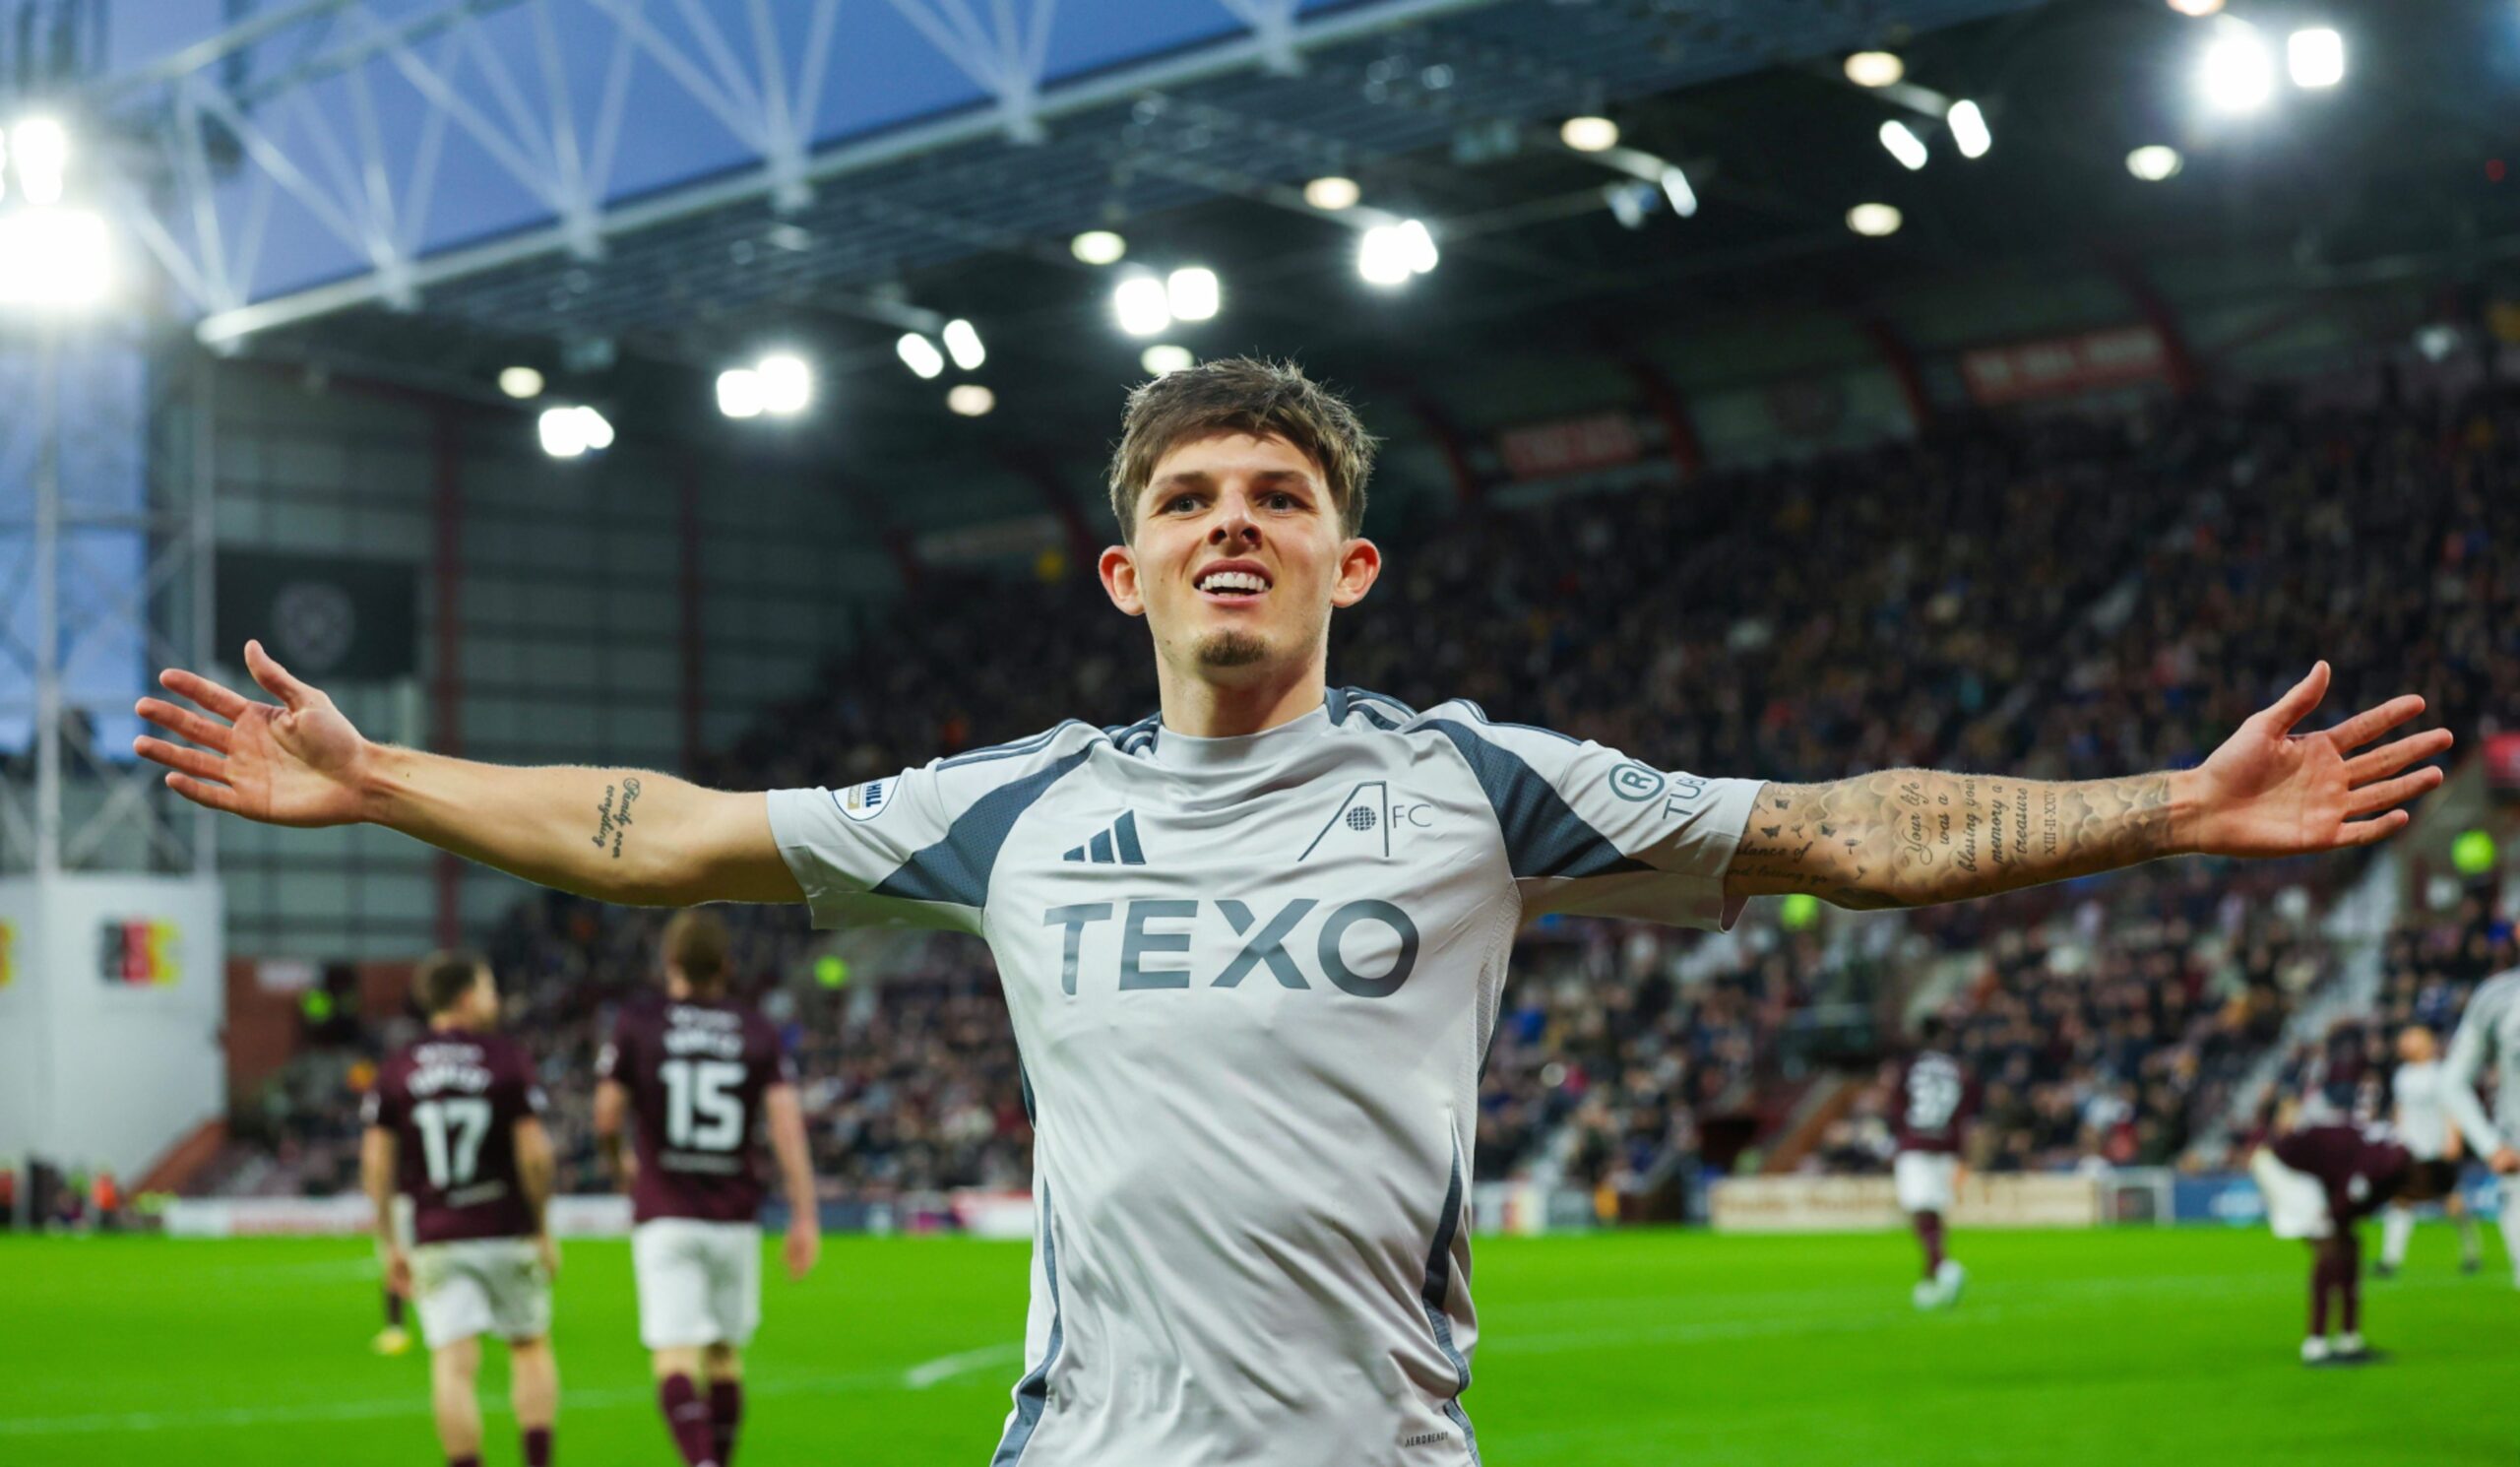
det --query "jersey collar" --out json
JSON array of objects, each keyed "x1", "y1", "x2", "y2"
[{"x1": 1150, "y1": 702, "x2": 1332, "y2": 769}]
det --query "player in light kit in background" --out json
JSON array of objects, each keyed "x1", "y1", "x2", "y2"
[
  {"x1": 1890, "y1": 1015, "x2": 1972, "y2": 1308},
  {"x1": 2440, "y1": 967, "x2": 2520, "y2": 1287},
  {"x1": 142, "y1": 359, "x2": 2455, "y2": 1465},
  {"x1": 596, "y1": 910, "x2": 821, "y2": 1467},
  {"x1": 2374, "y1": 1025, "x2": 2482, "y2": 1276},
  {"x1": 362, "y1": 952, "x2": 561, "y2": 1467},
  {"x1": 2251, "y1": 1115, "x2": 2459, "y2": 1365}
]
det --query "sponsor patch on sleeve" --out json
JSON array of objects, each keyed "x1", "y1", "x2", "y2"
[{"x1": 837, "y1": 774, "x2": 899, "y2": 823}]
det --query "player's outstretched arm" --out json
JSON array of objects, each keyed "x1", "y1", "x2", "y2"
[
  {"x1": 764, "y1": 1083, "x2": 821, "y2": 1280},
  {"x1": 135, "y1": 641, "x2": 801, "y2": 907},
  {"x1": 1726, "y1": 663, "x2": 2450, "y2": 911}
]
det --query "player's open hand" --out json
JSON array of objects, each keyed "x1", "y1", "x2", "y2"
[
  {"x1": 784, "y1": 1220, "x2": 820, "y2": 1281},
  {"x1": 133, "y1": 640, "x2": 373, "y2": 827},
  {"x1": 2490, "y1": 1147, "x2": 2520, "y2": 1177},
  {"x1": 2177, "y1": 663, "x2": 2451, "y2": 857}
]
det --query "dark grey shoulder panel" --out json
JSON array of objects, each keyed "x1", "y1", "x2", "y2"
[
  {"x1": 1422, "y1": 719, "x2": 1648, "y2": 882},
  {"x1": 871, "y1": 747, "x2": 1094, "y2": 909}
]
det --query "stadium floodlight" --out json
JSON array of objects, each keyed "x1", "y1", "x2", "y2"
[
  {"x1": 896, "y1": 332, "x2": 946, "y2": 380},
  {"x1": 1559, "y1": 115, "x2": 1619, "y2": 152},
  {"x1": 0, "y1": 206, "x2": 109, "y2": 310},
  {"x1": 756, "y1": 352, "x2": 811, "y2": 415},
  {"x1": 1142, "y1": 344, "x2": 1195, "y2": 377},
  {"x1": 1166, "y1": 267, "x2": 1221, "y2": 323},
  {"x1": 942, "y1": 318, "x2": 986, "y2": 371},
  {"x1": 1304, "y1": 175, "x2": 1361, "y2": 211},
  {"x1": 1844, "y1": 51, "x2": 1904, "y2": 88},
  {"x1": 2199, "y1": 20, "x2": 2276, "y2": 113},
  {"x1": 537, "y1": 405, "x2": 611, "y2": 457},
  {"x1": 2126, "y1": 145, "x2": 2184, "y2": 181},
  {"x1": 1947, "y1": 99, "x2": 1991, "y2": 159},
  {"x1": 1846, "y1": 202, "x2": 1903, "y2": 237},
  {"x1": 946, "y1": 384, "x2": 995, "y2": 416},
  {"x1": 2165, "y1": 0, "x2": 2224, "y2": 15},
  {"x1": 2289, "y1": 28, "x2": 2344, "y2": 89},
  {"x1": 717, "y1": 368, "x2": 765, "y2": 417},
  {"x1": 1070, "y1": 229, "x2": 1127, "y2": 265},
  {"x1": 1357, "y1": 220, "x2": 1438, "y2": 286},
  {"x1": 11, "y1": 116, "x2": 66, "y2": 207},
  {"x1": 1660, "y1": 164, "x2": 1699, "y2": 218},
  {"x1": 497, "y1": 365, "x2": 544, "y2": 400},
  {"x1": 1113, "y1": 273, "x2": 1171, "y2": 336},
  {"x1": 1879, "y1": 120, "x2": 1929, "y2": 171}
]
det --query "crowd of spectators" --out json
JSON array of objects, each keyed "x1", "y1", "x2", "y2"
[{"x1": 210, "y1": 372, "x2": 2518, "y2": 1204}]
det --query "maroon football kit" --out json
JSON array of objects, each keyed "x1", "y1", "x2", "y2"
[
  {"x1": 364, "y1": 1029, "x2": 547, "y2": 1244},
  {"x1": 598, "y1": 996, "x2": 793, "y2": 1224},
  {"x1": 2273, "y1": 1121, "x2": 2413, "y2": 1226}
]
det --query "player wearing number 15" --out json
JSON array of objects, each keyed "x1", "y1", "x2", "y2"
[
  {"x1": 361, "y1": 952, "x2": 560, "y2": 1467},
  {"x1": 595, "y1": 910, "x2": 820, "y2": 1467}
]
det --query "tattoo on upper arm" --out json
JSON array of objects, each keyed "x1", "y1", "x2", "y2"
[{"x1": 591, "y1": 775, "x2": 643, "y2": 859}]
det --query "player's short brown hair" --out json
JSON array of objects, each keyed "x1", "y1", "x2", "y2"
[
  {"x1": 1106, "y1": 356, "x2": 1378, "y2": 541},
  {"x1": 662, "y1": 909, "x2": 730, "y2": 993},
  {"x1": 414, "y1": 950, "x2": 491, "y2": 1016}
]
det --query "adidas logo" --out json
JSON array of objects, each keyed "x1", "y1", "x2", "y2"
[{"x1": 1062, "y1": 810, "x2": 1147, "y2": 865}]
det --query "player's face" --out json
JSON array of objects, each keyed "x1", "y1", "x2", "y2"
[{"x1": 1100, "y1": 432, "x2": 1379, "y2": 682}]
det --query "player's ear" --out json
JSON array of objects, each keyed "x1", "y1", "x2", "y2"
[
  {"x1": 1099, "y1": 542, "x2": 1146, "y2": 617},
  {"x1": 1329, "y1": 536, "x2": 1381, "y2": 608}
]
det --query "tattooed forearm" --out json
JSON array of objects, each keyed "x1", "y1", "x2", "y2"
[
  {"x1": 590, "y1": 775, "x2": 643, "y2": 860},
  {"x1": 1732, "y1": 770, "x2": 2178, "y2": 911}
]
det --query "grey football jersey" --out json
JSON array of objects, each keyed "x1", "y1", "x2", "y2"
[
  {"x1": 2444, "y1": 969, "x2": 2520, "y2": 1158},
  {"x1": 768, "y1": 691, "x2": 1761, "y2": 1467}
]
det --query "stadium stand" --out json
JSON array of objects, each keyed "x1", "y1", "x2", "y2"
[{"x1": 199, "y1": 373, "x2": 2513, "y2": 1204}]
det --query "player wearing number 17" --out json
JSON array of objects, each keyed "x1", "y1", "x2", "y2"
[
  {"x1": 361, "y1": 952, "x2": 561, "y2": 1467},
  {"x1": 596, "y1": 910, "x2": 820, "y2": 1467}
]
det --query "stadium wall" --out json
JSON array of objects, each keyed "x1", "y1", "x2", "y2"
[{"x1": 205, "y1": 365, "x2": 896, "y2": 958}]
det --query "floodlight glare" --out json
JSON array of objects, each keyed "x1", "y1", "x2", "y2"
[
  {"x1": 1660, "y1": 164, "x2": 1699, "y2": 218},
  {"x1": 1846, "y1": 202, "x2": 1903, "y2": 237},
  {"x1": 498, "y1": 365, "x2": 544, "y2": 399},
  {"x1": 1070, "y1": 229, "x2": 1126, "y2": 265},
  {"x1": 1114, "y1": 274, "x2": 1171, "y2": 336},
  {"x1": 1559, "y1": 115, "x2": 1619, "y2": 152},
  {"x1": 2165, "y1": 0, "x2": 2224, "y2": 16},
  {"x1": 12, "y1": 116, "x2": 67, "y2": 207},
  {"x1": 757, "y1": 353, "x2": 811, "y2": 415},
  {"x1": 1358, "y1": 220, "x2": 1437, "y2": 286},
  {"x1": 1166, "y1": 267, "x2": 1220, "y2": 322},
  {"x1": 946, "y1": 384, "x2": 995, "y2": 416},
  {"x1": 941, "y1": 318, "x2": 986, "y2": 370},
  {"x1": 0, "y1": 206, "x2": 109, "y2": 310},
  {"x1": 1947, "y1": 99, "x2": 1991, "y2": 159},
  {"x1": 2126, "y1": 145, "x2": 2184, "y2": 181},
  {"x1": 2199, "y1": 20, "x2": 2276, "y2": 113},
  {"x1": 717, "y1": 368, "x2": 765, "y2": 417},
  {"x1": 534, "y1": 406, "x2": 587, "y2": 456},
  {"x1": 1141, "y1": 344, "x2": 1195, "y2": 377},
  {"x1": 1304, "y1": 175, "x2": 1361, "y2": 211},
  {"x1": 1844, "y1": 51, "x2": 1904, "y2": 88},
  {"x1": 1879, "y1": 120, "x2": 1929, "y2": 171},
  {"x1": 577, "y1": 406, "x2": 614, "y2": 450},
  {"x1": 896, "y1": 333, "x2": 946, "y2": 380},
  {"x1": 2289, "y1": 28, "x2": 2344, "y2": 89}
]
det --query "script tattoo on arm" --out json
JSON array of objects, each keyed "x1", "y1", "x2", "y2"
[
  {"x1": 1729, "y1": 770, "x2": 2175, "y2": 911},
  {"x1": 589, "y1": 775, "x2": 643, "y2": 860}
]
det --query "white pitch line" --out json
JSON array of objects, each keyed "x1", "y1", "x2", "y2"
[{"x1": 905, "y1": 1342, "x2": 1026, "y2": 1388}]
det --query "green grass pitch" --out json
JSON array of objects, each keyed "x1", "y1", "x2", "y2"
[{"x1": 2, "y1": 1225, "x2": 2512, "y2": 1465}]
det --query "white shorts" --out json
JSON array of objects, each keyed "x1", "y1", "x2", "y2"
[
  {"x1": 1894, "y1": 1152, "x2": 1958, "y2": 1214},
  {"x1": 633, "y1": 1219, "x2": 763, "y2": 1351},
  {"x1": 2250, "y1": 1148, "x2": 2333, "y2": 1242},
  {"x1": 411, "y1": 1238, "x2": 552, "y2": 1347}
]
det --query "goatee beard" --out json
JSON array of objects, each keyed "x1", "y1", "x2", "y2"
[{"x1": 1195, "y1": 630, "x2": 1270, "y2": 668}]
